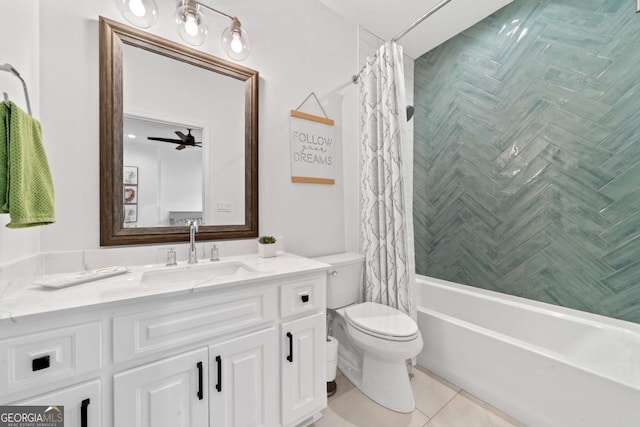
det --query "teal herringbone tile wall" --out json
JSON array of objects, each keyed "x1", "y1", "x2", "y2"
[{"x1": 414, "y1": 0, "x2": 640, "y2": 322}]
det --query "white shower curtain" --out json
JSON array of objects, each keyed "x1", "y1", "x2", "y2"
[{"x1": 359, "y1": 41, "x2": 416, "y2": 319}]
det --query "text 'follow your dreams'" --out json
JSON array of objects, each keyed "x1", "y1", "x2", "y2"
[{"x1": 292, "y1": 131, "x2": 333, "y2": 166}]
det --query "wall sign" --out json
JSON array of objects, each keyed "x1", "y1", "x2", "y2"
[{"x1": 290, "y1": 110, "x2": 335, "y2": 184}]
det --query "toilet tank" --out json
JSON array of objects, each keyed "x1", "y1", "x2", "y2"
[{"x1": 313, "y1": 252, "x2": 365, "y2": 309}]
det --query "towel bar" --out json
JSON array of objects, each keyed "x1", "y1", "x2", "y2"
[{"x1": 0, "y1": 63, "x2": 32, "y2": 115}]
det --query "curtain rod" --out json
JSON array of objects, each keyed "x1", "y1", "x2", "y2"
[
  {"x1": 392, "y1": 0, "x2": 454, "y2": 42},
  {"x1": 353, "y1": 0, "x2": 455, "y2": 84}
]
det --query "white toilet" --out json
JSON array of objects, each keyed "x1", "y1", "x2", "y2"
[{"x1": 314, "y1": 252, "x2": 423, "y2": 413}]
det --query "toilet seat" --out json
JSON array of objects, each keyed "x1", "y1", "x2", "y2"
[{"x1": 345, "y1": 302, "x2": 419, "y2": 342}]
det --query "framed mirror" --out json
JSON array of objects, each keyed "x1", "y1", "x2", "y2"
[{"x1": 99, "y1": 17, "x2": 258, "y2": 246}]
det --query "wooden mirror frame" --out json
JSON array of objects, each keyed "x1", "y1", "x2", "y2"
[{"x1": 99, "y1": 17, "x2": 258, "y2": 246}]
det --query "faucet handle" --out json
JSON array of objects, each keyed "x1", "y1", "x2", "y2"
[
  {"x1": 166, "y1": 248, "x2": 177, "y2": 266},
  {"x1": 185, "y1": 218, "x2": 199, "y2": 232},
  {"x1": 210, "y1": 245, "x2": 220, "y2": 262}
]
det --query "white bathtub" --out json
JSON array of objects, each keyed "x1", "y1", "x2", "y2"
[{"x1": 416, "y1": 275, "x2": 640, "y2": 427}]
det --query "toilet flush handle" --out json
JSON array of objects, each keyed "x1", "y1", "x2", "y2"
[{"x1": 329, "y1": 271, "x2": 338, "y2": 277}]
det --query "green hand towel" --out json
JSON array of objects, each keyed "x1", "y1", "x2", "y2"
[
  {"x1": 0, "y1": 103, "x2": 7, "y2": 213},
  {"x1": 0, "y1": 101, "x2": 55, "y2": 228}
]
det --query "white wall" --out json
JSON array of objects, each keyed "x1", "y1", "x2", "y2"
[
  {"x1": 0, "y1": 0, "x2": 41, "y2": 263},
  {"x1": 24, "y1": 0, "x2": 359, "y2": 259}
]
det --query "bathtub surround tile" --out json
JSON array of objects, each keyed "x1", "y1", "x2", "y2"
[
  {"x1": 602, "y1": 283, "x2": 640, "y2": 317},
  {"x1": 602, "y1": 235, "x2": 640, "y2": 270},
  {"x1": 598, "y1": 111, "x2": 640, "y2": 154},
  {"x1": 497, "y1": 231, "x2": 553, "y2": 276},
  {"x1": 600, "y1": 161, "x2": 640, "y2": 201},
  {"x1": 543, "y1": 167, "x2": 613, "y2": 212},
  {"x1": 541, "y1": 147, "x2": 615, "y2": 191},
  {"x1": 601, "y1": 210, "x2": 640, "y2": 247},
  {"x1": 602, "y1": 259, "x2": 640, "y2": 293},
  {"x1": 412, "y1": 0, "x2": 640, "y2": 324},
  {"x1": 493, "y1": 115, "x2": 546, "y2": 153},
  {"x1": 600, "y1": 135, "x2": 640, "y2": 176},
  {"x1": 541, "y1": 43, "x2": 613, "y2": 77},
  {"x1": 539, "y1": 3, "x2": 608, "y2": 30}
]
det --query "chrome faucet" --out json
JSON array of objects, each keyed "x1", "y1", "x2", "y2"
[{"x1": 186, "y1": 219, "x2": 199, "y2": 264}]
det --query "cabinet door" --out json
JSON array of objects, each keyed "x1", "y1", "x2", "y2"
[
  {"x1": 114, "y1": 348, "x2": 208, "y2": 427},
  {"x1": 281, "y1": 312, "x2": 326, "y2": 427},
  {"x1": 15, "y1": 379, "x2": 100, "y2": 427},
  {"x1": 209, "y1": 328, "x2": 277, "y2": 427}
]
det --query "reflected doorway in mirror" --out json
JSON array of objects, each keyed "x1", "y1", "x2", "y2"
[{"x1": 123, "y1": 114, "x2": 204, "y2": 228}]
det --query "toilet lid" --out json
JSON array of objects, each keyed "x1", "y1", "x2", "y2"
[{"x1": 345, "y1": 302, "x2": 418, "y2": 339}]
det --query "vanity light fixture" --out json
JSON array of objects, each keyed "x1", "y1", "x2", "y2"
[
  {"x1": 174, "y1": 0, "x2": 251, "y2": 61},
  {"x1": 114, "y1": 0, "x2": 158, "y2": 29}
]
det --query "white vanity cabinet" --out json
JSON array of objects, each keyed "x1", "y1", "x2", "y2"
[
  {"x1": 0, "y1": 321, "x2": 103, "y2": 426},
  {"x1": 15, "y1": 380, "x2": 101, "y2": 427},
  {"x1": 113, "y1": 348, "x2": 209, "y2": 427},
  {"x1": 281, "y1": 313, "x2": 325, "y2": 427},
  {"x1": 0, "y1": 255, "x2": 328, "y2": 427},
  {"x1": 113, "y1": 328, "x2": 279, "y2": 427},
  {"x1": 209, "y1": 328, "x2": 278, "y2": 427},
  {"x1": 279, "y1": 278, "x2": 327, "y2": 427}
]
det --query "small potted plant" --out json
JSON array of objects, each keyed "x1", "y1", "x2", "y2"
[{"x1": 258, "y1": 235, "x2": 277, "y2": 258}]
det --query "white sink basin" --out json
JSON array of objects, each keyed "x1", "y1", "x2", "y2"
[{"x1": 141, "y1": 261, "x2": 256, "y2": 287}]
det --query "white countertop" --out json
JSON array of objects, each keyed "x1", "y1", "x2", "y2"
[{"x1": 0, "y1": 252, "x2": 330, "y2": 320}]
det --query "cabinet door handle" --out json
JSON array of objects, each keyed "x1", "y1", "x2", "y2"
[
  {"x1": 300, "y1": 293, "x2": 309, "y2": 303},
  {"x1": 81, "y1": 398, "x2": 90, "y2": 427},
  {"x1": 215, "y1": 355, "x2": 222, "y2": 392},
  {"x1": 197, "y1": 361, "x2": 204, "y2": 400},
  {"x1": 286, "y1": 332, "x2": 293, "y2": 363}
]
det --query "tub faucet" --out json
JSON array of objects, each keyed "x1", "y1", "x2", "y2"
[{"x1": 186, "y1": 219, "x2": 198, "y2": 264}]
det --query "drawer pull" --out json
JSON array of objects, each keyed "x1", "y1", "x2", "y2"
[
  {"x1": 81, "y1": 398, "x2": 90, "y2": 427},
  {"x1": 32, "y1": 355, "x2": 50, "y2": 372},
  {"x1": 300, "y1": 294, "x2": 309, "y2": 303},
  {"x1": 215, "y1": 356, "x2": 222, "y2": 392},
  {"x1": 197, "y1": 362, "x2": 203, "y2": 400},
  {"x1": 286, "y1": 332, "x2": 293, "y2": 363}
]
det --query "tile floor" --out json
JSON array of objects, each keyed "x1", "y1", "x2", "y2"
[{"x1": 312, "y1": 366, "x2": 525, "y2": 427}]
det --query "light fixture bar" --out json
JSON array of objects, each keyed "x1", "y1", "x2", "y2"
[{"x1": 193, "y1": 1, "x2": 235, "y2": 21}]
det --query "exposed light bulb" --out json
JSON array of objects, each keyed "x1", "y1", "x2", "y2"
[
  {"x1": 184, "y1": 13, "x2": 199, "y2": 37},
  {"x1": 128, "y1": 0, "x2": 146, "y2": 17},
  {"x1": 230, "y1": 31, "x2": 243, "y2": 53}
]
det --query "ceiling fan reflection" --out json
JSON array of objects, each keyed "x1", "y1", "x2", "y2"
[{"x1": 147, "y1": 128, "x2": 202, "y2": 150}]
